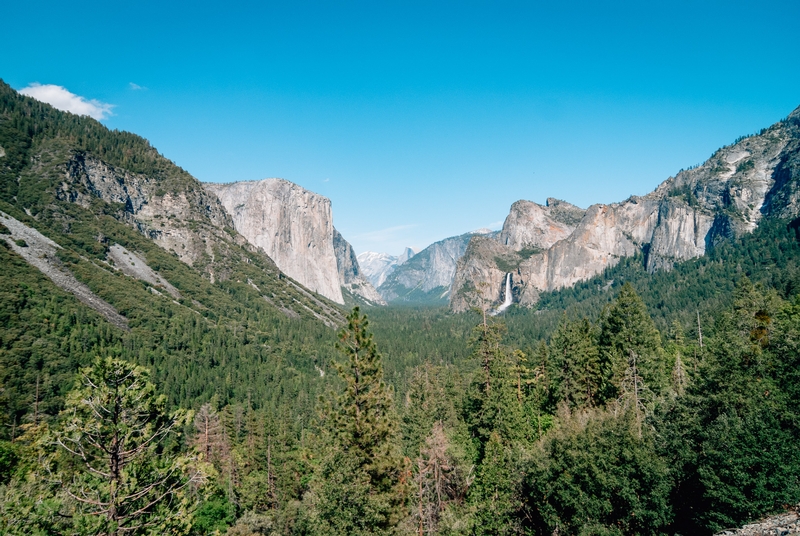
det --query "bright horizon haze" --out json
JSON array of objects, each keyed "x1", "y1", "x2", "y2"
[{"x1": 4, "y1": 1, "x2": 799, "y2": 255}]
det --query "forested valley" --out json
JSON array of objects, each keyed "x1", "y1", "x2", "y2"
[{"x1": 2, "y1": 79, "x2": 800, "y2": 535}]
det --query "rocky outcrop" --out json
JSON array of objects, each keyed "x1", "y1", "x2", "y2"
[
  {"x1": 451, "y1": 106, "x2": 800, "y2": 312},
  {"x1": 450, "y1": 234, "x2": 521, "y2": 312},
  {"x1": 397, "y1": 247, "x2": 417, "y2": 265},
  {"x1": 206, "y1": 179, "x2": 345, "y2": 304},
  {"x1": 57, "y1": 152, "x2": 240, "y2": 282},
  {"x1": 333, "y1": 228, "x2": 386, "y2": 306},
  {"x1": 379, "y1": 231, "x2": 490, "y2": 304},
  {"x1": 714, "y1": 505, "x2": 799, "y2": 536},
  {"x1": 499, "y1": 198, "x2": 585, "y2": 251}
]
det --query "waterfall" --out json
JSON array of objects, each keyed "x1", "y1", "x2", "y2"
[{"x1": 492, "y1": 273, "x2": 513, "y2": 315}]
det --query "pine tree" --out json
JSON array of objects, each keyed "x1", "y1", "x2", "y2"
[
  {"x1": 548, "y1": 315, "x2": 601, "y2": 409},
  {"x1": 464, "y1": 318, "x2": 530, "y2": 451},
  {"x1": 468, "y1": 431, "x2": 520, "y2": 535},
  {"x1": 306, "y1": 307, "x2": 407, "y2": 535},
  {"x1": 598, "y1": 283, "x2": 664, "y2": 402},
  {"x1": 53, "y1": 357, "x2": 203, "y2": 535}
]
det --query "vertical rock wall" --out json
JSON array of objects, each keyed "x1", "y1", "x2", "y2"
[{"x1": 206, "y1": 179, "x2": 345, "y2": 304}]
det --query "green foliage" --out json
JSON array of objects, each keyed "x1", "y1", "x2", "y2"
[
  {"x1": 191, "y1": 491, "x2": 237, "y2": 535},
  {"x1": 597, "y1": 284, "x2": 665, "y2": 401},
  {"x1": 305, "y1": 308, "x2": 407, "y2": 534},
  {"x1": 493, "y1": 246, "x2": 541, "y2": 273},
  {"x1": 469, "y1": 432, "x2": 521, "y2": 535},
  {"x1": 660, "y1": 281, "x2": 800, "y2": 533},
  {"x1": 0, "y1": 440, "x2": 18, "y2": 485},
  {"x1": 52, "y1": 357, "x2": 201, "y2": 535},
  {"x1": 548, "y1": 316, "x2": 601, "y2": 410},
  {"x1": 525, "y1": 410, "x2": 672, "y2": 535},
  {"x1": 667, "y1": 183, "x2": 700, "y2": 207},
  {"x1": 736, "y1": 159, "x2": 755, "y2": 173},
  {"x1": 464, "y1": 319, "x2": 531, "y2": 451}
]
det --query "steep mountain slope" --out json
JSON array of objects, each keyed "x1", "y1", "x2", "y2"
[
  {"x1": 451, "y1": 106, "x2": 800, "y2": 312},
  {"x1": 0, "y1": 79, "x2": 350, "y2": 427},
  {"x1": 0, "y1": 81, "x2": 344, "y2": 324}
]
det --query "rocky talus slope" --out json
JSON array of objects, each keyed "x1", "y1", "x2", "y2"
[
  {"x1": 715, "y1": 506, "x2": 799, "y2": 536},
  {"x1": 451, "y1": 106, "x2": 800, "y2": 312},
  {"x1": 0, "y1": 211, "x2": 129, "y2": 330}
]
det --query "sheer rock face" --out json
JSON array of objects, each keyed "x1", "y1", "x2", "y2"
[
  {"x1": 333, "y1": 228, "x2": 386, "y2": 306},
  {"x1": 206, "y1": 179, "x2": 345, "y2": 304},
  {"x1": 450, "y1": 235, "x2": 519, "y2": 313},
  {"x1": 58, "y1": 152, "x2": 242, "y2": 282},
  {"x1": 499, "y1": 198, "x2": 585, "y2": 251},
  {"x1": 451, "y1": 107, "x2": 800, "y2": 312}
]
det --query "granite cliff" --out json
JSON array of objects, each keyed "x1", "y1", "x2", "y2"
[
  {"x1": 451, "y1": 105, "x2": 800, "y2": 312},
  {"x1": 57, "y1": 151, "x2": 241, "y2": 283},
  {"x1": 205, "y1": 178, "x2": 382, "y2": 305}
]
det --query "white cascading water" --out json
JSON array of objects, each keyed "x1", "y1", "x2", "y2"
[{"x1": 492, "y1": 273, "x2": 513, "y2": 315}]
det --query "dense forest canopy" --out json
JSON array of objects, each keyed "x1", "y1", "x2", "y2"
[{"x1": 2, "y1": 80, "x2": 800, "y2": 534}]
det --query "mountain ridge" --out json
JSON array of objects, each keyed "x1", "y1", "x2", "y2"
[{"x1": 450, "y1": 104, "x2": 800, "y2": 312}]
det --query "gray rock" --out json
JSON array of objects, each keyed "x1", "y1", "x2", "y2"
[
  {"x1": 379, "y1": 232, "x2": 479, "y2": 304},
  {"x1": 451, "y1": 105, "x2": 800, "y2": 312},
  {"x1": 357, "y1": 251, "x2": 398, "y2": 288},
  {"x1": 58, "y1": 152, "x2": 238, "y2": 283},
  {"x1": 333, "y1": 228, "x2": 386, "y2": 306},
  {"x1": 206, "y1": 179, "x2": 345, "y2": 304}
]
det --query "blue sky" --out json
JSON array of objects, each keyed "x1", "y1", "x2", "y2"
[{"x1": 4, "y1": 1, "x2": 800, "y2": 254}]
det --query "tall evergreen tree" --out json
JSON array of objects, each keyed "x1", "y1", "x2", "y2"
[
  {"x1": 305, "y1": 307, "x2": 407, "y2": 535},
  {"x1": 548, "y1": 315, "x2": 601, "y2": 410},
  {"x1": 53, "y1": 357, "x2": 202, "y2": 535},
  {"x1": 464, "y1": 318, "x2": 530, "y2": 452},
  {"x1": 598, "y1": 284, "x2": 665, "y2": 402}
]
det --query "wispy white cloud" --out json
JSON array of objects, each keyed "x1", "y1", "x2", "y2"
[
  {"x1": 354, "y1": 224, "x2": 418, "y2": 243},
  {"x1": 18, "y1": 83, "x2": 114, "y2": 120},
  {"x1": 129, "y1": 82, "x2": 146, "y2": 90},
  {"x1": 323, "y1": 178, "x2": 330, "y2": 182}
]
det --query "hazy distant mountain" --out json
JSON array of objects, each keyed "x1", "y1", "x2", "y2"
[
  {"x1": 357, "y1": 251, "x2": 398, "y2": 288},
  {"x1": 356, "y1": 246, "x2": 417, "y2": 288},
  {"x1": 377, "y1": 230, "x2": 495, "y2": 305}
]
